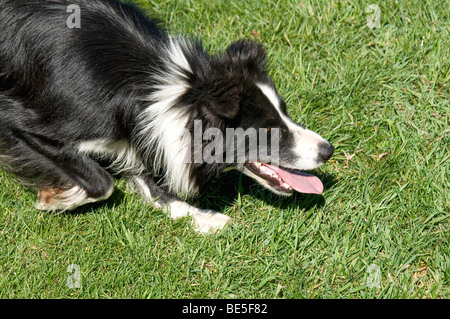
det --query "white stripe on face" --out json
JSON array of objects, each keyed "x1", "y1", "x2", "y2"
[
  {"x1": 257, "y1": 83, "x2": 302, "y2": 128},
  {"x1": 256, "y1": 83, "x2": 328, "y2": 170}
]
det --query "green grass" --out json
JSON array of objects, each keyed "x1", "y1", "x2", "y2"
[{"x1": 1, "y1": 0, "x2": 449, "y2": 298}]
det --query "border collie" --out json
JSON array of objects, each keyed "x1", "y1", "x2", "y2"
[{"x1": 0, "y1": 0, "x2": 334, "y2": 233}]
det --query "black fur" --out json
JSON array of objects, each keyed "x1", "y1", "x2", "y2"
[
  {"x1": 0, "y1": 0, "x2": 165, "y2": 191},
  {"x1": 0, "y1": 0, "x2": 271, "y2": 193},
  {"x1": 0, "y1": 0, "x2": 333, "y2": 215}
]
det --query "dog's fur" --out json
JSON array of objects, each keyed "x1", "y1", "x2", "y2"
[{"x1": 0, "y1": 0, "x2": 334, "y2": 232}]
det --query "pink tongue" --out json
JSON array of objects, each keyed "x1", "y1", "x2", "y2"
[{"x1": 264, "y1": 164, "x2": 324, "y2": 195}]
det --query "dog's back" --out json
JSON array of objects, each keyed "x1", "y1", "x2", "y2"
[{"x1": 0, "y1": 0, "x2": 167, "y2": 188}]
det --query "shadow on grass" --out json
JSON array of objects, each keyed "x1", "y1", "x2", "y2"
[
  {"x1": 193, "y1": 170, "x2": 338, "y2": 213},
  {"x1": 62, "y1": 169, "x2": 337, "y2": 216},
  {"x1": 65, "y1": 187, "x2": 127, "y2": 215}
]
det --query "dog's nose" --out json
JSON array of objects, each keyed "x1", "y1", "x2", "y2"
[{"x1": 318, "y1": 142, "x2": 334, "y2": 162}]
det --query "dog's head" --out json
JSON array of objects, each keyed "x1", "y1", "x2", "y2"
[{"x1": 190, "y1": 40, "x2": 334, "y2": 196}]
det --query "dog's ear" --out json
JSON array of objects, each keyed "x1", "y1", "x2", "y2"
[
  {"x1": 225, "y1": 40, "x2": 267, "y2": 72},
  {"x1": 194, "y1": 41, "x2": 266, "y2": 120},
  {"x1": 200, "y1": 78, "x2": 241, "y2": 120}
]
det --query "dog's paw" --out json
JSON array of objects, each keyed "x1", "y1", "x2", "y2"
[
  {"x1": 35, "y1": 186, "x2": 113, "y2": 212},
  {"x1": 162, "y1": 200, "x2": 232, "y2": 234},
  {"x1": 191, "y1": 209, "x2": 233, "y2": 234},
  {"x1": 35, "y1": 188, "x2": 68, "y2": 211}
]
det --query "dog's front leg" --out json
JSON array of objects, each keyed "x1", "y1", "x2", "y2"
[{"x1": 130, "y1": 175, "x2": 232, "y2": 233}]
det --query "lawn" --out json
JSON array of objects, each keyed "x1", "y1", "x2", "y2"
[{"x1": 0, "y1": 0, "x2": 449, "y2": 298}]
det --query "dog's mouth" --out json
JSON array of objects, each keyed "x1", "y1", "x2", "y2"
[{"x1": 244, "y1": 161, "x2": 324, "y2": 196}]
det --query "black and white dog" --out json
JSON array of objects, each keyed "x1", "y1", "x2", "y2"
[{"x1": 0, "y1": 0, "x2": 334, "y2": 232}]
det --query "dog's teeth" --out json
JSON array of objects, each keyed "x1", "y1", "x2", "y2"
[{"x1": 282, "y1": 183, "x2": 292, "y2": 189}]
